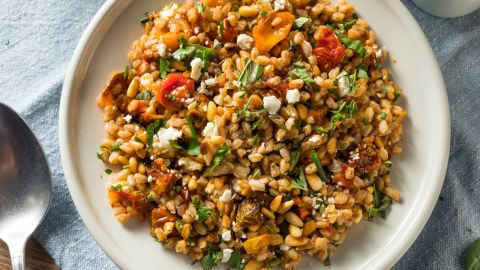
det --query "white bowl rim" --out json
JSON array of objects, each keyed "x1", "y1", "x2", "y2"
[{"x1": 59, "y1": 0, "x2": 451, "y2": 269}]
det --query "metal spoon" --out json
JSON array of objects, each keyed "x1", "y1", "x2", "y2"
[{"x1": 0, "y1": 103, "x2": 52, "y2": 270}]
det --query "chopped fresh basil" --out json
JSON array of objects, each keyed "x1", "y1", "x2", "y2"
[
  {"x1": 464, "y1": 239, "x2": 480, "y2": 270},
  {"x1": 368, "y1": 188, "x2": 392, "y2": 221},
  {"x1": 344, "y1": 101, "x2": 356, "y2": 117},
  {"x1": 96, "y1": 152, "x2": 103, "y2": 160},
  {"x1": 259, "y1": 10, "x2": 268, "y2": 17},
  {"x1": 337, "y1": 142, "x2": 350, "y2": 150},
  {"x1": 252, "y1": 134, "x2": 260, "y2": 146},
  {"x1": 348, "y1": 70, "x2": 357, "y2": 92},
  {"x1": 289, "y1": 145, "x2": 300, "y2": 172},
  {"x1": 228, "y1": 250, "x2": 243, "y2": 269},
  {"x1": 235, "y1": 59, "x2": 265, "y2": 89},
  {"x1": 111, "y1": 184, "x2": 122, "y2": 191},
  {"x1": 252, "y1": 114, "x2": 266, "y2": 132},
  {"x1": 323, "y1": 256, "x2": 331, "y2": 266},
  {"x1": 313, "y1": 126, "x2": 328, "y2": 136},
  {"x1": 200, "y1": 248, "x2": 222, "y2": 270},
  {"x1": 310, "y1": 150, "x2": 329, "y2": 183},
  {"x1": 166, "y1": 93, "x2": 176, "y2": 101},
  {"x1": 159, "y1": 58, "x2": 170, "y2": 79},
  {"x1": 338, "y1": 19, "x2": 357, "y2": 32},
  {"x1": 204, "y1": 145, "x2": 230, "y2": 176},
  {"x1": 381, "y1": 84, "x2": 388, "y2": 93},
  {"x1": 124, "y1": 65, "x2": 129, "y2": 81},
  {"x1": 213, "y1": 39, "x2": 221, "y2": 49},
  {"x1": 104, "y1": 168, "x2": 112, "y2": 174},
  {"x1": 357, "y1": 64, "x2": 369, "y2": 79},
  {"x1": 266, "y1": 258, "x2": 282, "y2": 268},
  {"x1": 109, "y1": 145, "x2": 121, "y2": 152},
  {"x1": 265, "y1": 225, "x2": 275, "y2": 233},
  {"x1": 294, "y1": 17, "x2": 311, "y2": 29},
  {"x1": 194, "y1": 2, "x2": 205, "y2": 13},
  {"x1": 134, "y1": 136, "x2": 142, "y2": 143},
  {"x1": 146, "y1": 119, "x2": 165, "y2": 149},
  {"x1": 136, "y1": 90, "x2": 152, "y2": 100},
  {"x1": 290, "y1": 168, "x2": 308, "y2": 191},
  {"x1": 291, "y1": 62, "x2": 315, "y2": 84},
  {"x1": 380, "y1": 111, "x2": 387, "y2": 120},
  {"x1": 336, "y1": 34, "x2": 366, "y2": 57},
  {"x1": 139, "y1": 12, "x2": 150, "y2": 25},
  {"x1": 185, "y1": 115, "x2": 197, "y2": 138},
  {"x1": 146, "y1": 191, "x2": 156, "y2": 201},
  {"x1": 385, "y1": 160, "x2": 393, "y2": 167},
  {"x1": 172, "y1": 44, "x2": 218, "y2": 68},
  {"x1": 289, "y1": 39, "x2": 296, "y2": 50},
  {"x1": 198, "y1": 204, "x2": 214, "y2": 221},
  {"x1": 363, "y1": 119, "x2": 370, "y2": 126},
  {"x1": 186, "y1": 140, "x2": 201, "y2": 156},
  {"x1": 393, "y1": 92, "x2": 402, "y2": 103},
  {"x1": 169, "y1": 141, "x2": 184, "y2": 151},
  {"x1": 178, "y1": 35, "x2": 186, "y2": 47}
]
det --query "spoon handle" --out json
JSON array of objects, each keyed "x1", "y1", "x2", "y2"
[{"x1": 7, "y1": 240, "x2": 26, "y2": 270}]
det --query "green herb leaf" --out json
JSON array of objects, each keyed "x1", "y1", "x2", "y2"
[
  {"x1": 228, "y1": 250, "x2": 243, "y2": 269},
  {"x1": 204, "y1": 145, "x2": 231, "y2": 176},
  {"x1": 338, "y1": 19, "x2": 357, "y2": 32},
  {"x1": 109, "y1": 145, "x2": 121, "y2": 152},
  {"x1": 169, "y1": 141, "x2": 184, "y2": 151},
  {"x1": 139, "y1": 12, "x2": 150, "y2": 25},
  {"x1": 368, "y1": 189, "x2": 392, "y2": 221},
  {"x1": 348, "y1": 70, "x2": 357, "y2": 92},
  {"x1": 136, "y1": 90, "x2": 152, "y2": 100},
  {"x1": 200, "y1": 248, "x2": 222, "y2": 270},
  {"x1": 213, "y1": 39, "x2": 221, "y2": 49},
  {"x1": 252, "y1": 134, "x2": 260, "y2": 146},
  {"x1": 289, "y1": 145, "x2": 300, "y2": 172},
  {"x1": 464, "y1": 239, "x2": 480, "y2": 270},
  {"x1": 194, "y1": 2, "x2": 205, "y2": 13},
  {"x1": 344, "y1": 101, "x2": 356, "y2": 118},
  {"x1": 172, "y1": 44, "x2": 218, "y2": 68},
  {"x1": 124, "y1": 65, "x2": 130, "y2": 81},
  {"x1": 291, "y1": 62, "x2": 315, "y2": 84},
  {"x1": 197, "y1": 205, "x2": 214, "y2": 221},
  {"x1": 185, "y1": 115, "x2": 197, "y2": 138},
  {"x1": 357, "y1": 64, "x2": 369, "y2": 79},
  {"x1": 323, "y1": 256, "x2": 331, "y2": 266},
  {"x1": 105, "y1": 168, "x2": 112, "y2": 174},
  {"x1": 96, "y1": 152, "x2": 103, "y2": 160},
  {"x1": 159, "y1": 58, "x2": 170, "y2": 79},
  {"x1": 252, "y1": 114, "x2": 266, "y2": 132},
  {"x1": 380, "y1": 111, "x2": 387, "y2": 120},
  {"x1": 290, "y1": 168, "x2": 308, "y2": 191},
  {"x1": 259, "y1": 10, "x2": 268, "y2": 17},
  {"x1": 265, "y1": 225, "x2": 275, "y2": 233},
  {"x1": 266, "y1": 258, "x2": 282, "y2": 269},
  {"x1": 111, "y1": 184, "x2": 122, "y2": 191},
  {"x1": 178, "y1": 35, "x2": 186, "y2": 47},
  {"x1": 336, "y1": 34, "x2": 366, "y2": 57},
  {"x1": 310, "y1": 150, "x2": 329, "y2": 183},
  {"x1": 289, "y1": 40, "x2": 296, "y2": 50},
  {"x1": 235, "y1": 59, "x2": 265, "y2": 89},
  {"x1": 393, "y1": 92, "x2": 402, "y2": 103},
  {"x1": 186, "y1": 140, "x2": 201, "y2": 156},
  {"x1": 146, "y1": 120, "x2": 165, "y2": 149},
  {"x1": 313, "y1": 126, "x2": 328, "y2": 136},
  {"x1": 219, "y1": 20, "x2": 224, "y2": 36},
  {"x1": 146, "y1": 191, "x2": 156, "y2": 201},
  {"x1": 293, "y1": 17, "x2": 311, "y2": 29}
]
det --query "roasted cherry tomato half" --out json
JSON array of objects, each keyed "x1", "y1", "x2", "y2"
[
  {"x1": 157, "y1": 73, "x2": 194, "y2": 110},
  {"x1": 313, "y1": 26, "x2": 346, "y2": 72}
]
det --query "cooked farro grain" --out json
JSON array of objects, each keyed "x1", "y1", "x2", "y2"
[{"x1": 96, "y1": 0, "x2": 406, "y2": 268}]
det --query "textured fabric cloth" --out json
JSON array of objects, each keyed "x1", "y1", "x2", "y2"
[{"x1": 0, "y1": 0, "x2": 478, "y2": 269}]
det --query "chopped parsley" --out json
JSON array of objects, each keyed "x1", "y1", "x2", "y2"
[
  {"x1": 265, "y1": 225, "x2": 275, "y2": 233},
  {"x1": 172, "y1": 44, "x2": 218, "y2": 69},
  {"x1": 228, "y1": 250, "x2": 244, "y2": 269},
  {"x1": 200, "y1": 248, "x2": 222, "y2": 270},
  {"x1": 328, "y1": 101, "x2": 355, "y2": 136},
  {"x1": 166, "y1": 94, "x2": 176, "y2": 101},
  {"x1": 380, "y1": 111, "x2": 387, "y2": 120},
  {"x1": 124, "y1": 65, "x2": 129, "y2": 81},
  {"x1": 310, "y1": 150, "x2": 329, "y2": 183},
  {"x1": 111, "y1": 184, "x2": 122, "y2": 191},
  {"x1": 204, "y1": 145, "x2": 230, "y2": 176},
  {"x1": 291, "y1": 62, "x2": 315, "y2": 84},
  {"x1": 336, "y1": 34, "x2": 366, "y2": 57},
  {"x1": 259, "y1": 10, "x2": 268, "y2": 17},
  {"x1": 213, "y1": 39, "x2": 221, "y2": 49},
  {"x1": 293, "y1": 17, "x2": 311, "y2": 29},
  {"x1": 194, "y1": 2, "x2": 205, "y2": 13},
  {"x1": 178, "y1": 35, "x2": 186, "y2": 46},
  {"x1": 290, "y1": 167, "x2": 308, "y2": 191},
  {"x1": 146, "y1": 119, "x2": 165, "y2": 149},
  {"x1": 338, "y1": 19, "x2": 357, "y2": 32},
  {"x1": 266, "y1": 258, "x2": 282, "y2": 269},
  {"x1": 219, "y1": 20, "x2": 224, "y2": 36},
  {"x1": 109, "y1": 144, "x2": 121, "y2": 152},
  {"x1": 234, "y1": 59, "x2": 265, "y2": 89},
  {"x1": 393, "y1": 92, "x2": 402, "y2": 103},
  {"x1": 104, "y1": 168, "x2": 112, "y2": 174},
  {"x1": 136, "y1": 90, "x2": 152, "y2": 100},
  {"x1": 252, "y1": 134, "x2": 260, "y2": 146},
  {"x1": 96, "y1": 152, "x2": 103, "y2": 160},
  {"x1": 139, "y1": 12, "x2": 150, "y2": 25},
  {"x1": 289, "y1": 145, "x2": 300, "y2": 172},
  {"x1": 169, "y1": 139, "x2": 201, "y2": 156},
  {"x1": 368, "y1": 188, "x2": 392, "y2": 221},
  {"x1": 357, "y1": 64, "x2": 369, "y2": 79},
  {"x1": 185, "y1": 115, "x2": 197, "y2": 138},
  {"x1": 159, "y1": 58, "x2": 170, "y2": 79}
]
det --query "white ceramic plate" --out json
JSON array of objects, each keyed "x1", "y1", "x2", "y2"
[{"x1": 59, "y1": 0, "x2": 450, "y2": 269}]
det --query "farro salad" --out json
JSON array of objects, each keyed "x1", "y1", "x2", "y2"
[{"x1": 96, "y1": 0, "x2": 406, "y2": 269}]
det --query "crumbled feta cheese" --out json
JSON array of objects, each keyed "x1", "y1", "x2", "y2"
[
  {"x1": 123, "y1": 114, "x2": 132, "y2": 123},
  {"x1": 202, "y1": 122, "x2": 218, "y2": 137},
  {"x1": 204, "y1": 77, "x2": 217, "y2": 86},
  {"x1": 160, "y1": 4, "x2": 177, "y2": 18},
  {"x1": 140, "y1": 73, "x2": 154, "y2": 89},
  {"x1": 178, "y1": 157, "x2": 203, "y2": 171},
  {"x1": 351, "y1": 151, "x2": 360, "y2": 161},
  {"x1": 190, "y1": 58, "x2": 203, "y2": 81},
  {"x1": 184, "y1": 98, "x2": 194, "y2": 105},
  {"x1": 328, "y1": 197, "x2": 335, "y2": 204},
  {"x1": 263, "y1": 95, "x2": 281, "y2": 115},
  {"x1": 241, "y1": 234, "x2": 247, "y2": 239},
  {"x1": 147, "y1": 175, "x2": 153, "y2": 183},
  {"x1": 197, "y1": 81, "x2": 207, "y2": 94},
  {"x1": 329, "y1": 159, "x2": 343, "y2": 173},
  {"x1": 157, "y1": 43, "x2": 167, "y2": 57},
  {"x1": 376, "y1": 49, "x2": 383, "y2": 59},
  {"x1": 221, "y1": 249, "x2": 233, "y2": 263},
  {"x1": 274, "y1": 0, "x2": 286, "y2": 11},
  {"x1": 219, "y1": 189, "x2": 232, "y2": 202},
  {"x1": 236, "y1": 34, "x2": 254, "y2": 50},
  {"x1": 312, "y1": 210, "x2": 317, "y2": 216},
  {"x1": 194, "y1": 26, "x2": 200, "y2": 34},
  {"x1": 154, "y1": 127, "x2": 182, "y2": 149},
  {"x1": 222, "y1": 230, "x2": 232, "y2": 242},
  {"x1": 309, "y1": 135, "x2": 321, "y2": 143},
  {"x1": 337, "y1": 75, "x2": 350, "y2": 97},
  {"x1": 280, "y1": 244, "x2": 290, "y2": 251},
  {"x1": 286, "y1": 89, "x2": 300, "y2": 103}
]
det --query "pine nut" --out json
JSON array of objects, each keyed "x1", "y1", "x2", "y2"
[
  {"x1": 270, "y1": 195, "x2": 283, "y2": 212},
  {"x1": 286, "y1": 211, "x2": 304, "y2": 227},
  {"x1": 277, "y1": 200, "x2": 294, "y2": 214}
]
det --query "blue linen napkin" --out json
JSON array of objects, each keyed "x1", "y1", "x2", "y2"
[{"x1": 0, "y1": 0, "x2": 478, "y2": 269}]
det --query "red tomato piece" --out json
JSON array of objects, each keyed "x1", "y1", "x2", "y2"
[
  {"x1": 313, "y1": 26, "x2": 346, "y2": 72},
  {"x1": 157, "y1": 73, "x2": 194, "y2": 110}
]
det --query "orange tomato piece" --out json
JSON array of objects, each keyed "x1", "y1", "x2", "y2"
[
  {"x1": 156, "y1": 18, "x2": 191, "y2": 50},
  {"x1": 242, "y1": 234, "x2": 284, "y2": 254},
  {"x1": 293, "y1": 196, "x2": 312, "y2": 220},
  {"x1": 253, "y1": 12, "x2": 294, "y2": 54},
  {"x1": 157, "y1": 73, "x2": 194, "y2": 110},
  {"x1": 313, "y1": 26, "x2": 346, "y2": 72}
]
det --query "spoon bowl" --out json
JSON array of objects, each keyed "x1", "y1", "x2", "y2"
[{"x1": 0, "y1": 103, "x2": 52, "y2": 270}]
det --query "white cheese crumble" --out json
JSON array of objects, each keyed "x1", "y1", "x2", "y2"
[
  {"x1": 328, "y1": 159, "x2": 343, "y2": 173},
  {"x1": 309, "y1": 135, "x2": 321, "y2": 143},
  {"x1": 263, "y1": 95, "x2": 281, "y2": 115},
  {"x1": 190, "y1": 58, "x2": 203, "y2": 81},
  {"x1": 194, "y1": 26, "x2": 200, "y2": 34},
  {"x1": 140, "y1": 73, "x2": 154, "y2": 89},
  {"x1": 157, "y1": 43, "x2": 167, "y2": 57},
  {"x1": 219, "y1": 189, "x2": 232, "y2": 202},
  {"x1": 197, "y1": 81, "x2": 207, "y2": 94},
  {"x1": 376, "y1": 49, "x2": 383, "y2": 59},
  {"x1": 154, "y1": 127, "x2": 182, "y2": 149},
  {"x1": 160, "y1": 4, "x2": 177, "y2": 19},
  {"x1": 221, "y1": 249, "x2": 233, "y2": 263},
  {"x1": 337, "y1": 75, "x2": 350, "y2": 97},
  {"x1": 328, "y1": 197, "x2": 335, "y2": 204},
  {"x1": 274, "y1": 0, "x2": 286, "y2": 11},
  {"x1": 202, "y1": 122, "x2": 218, "y2": 137},
  {"x1": 248, "y1": 179, "x2": 265, "y2": 191},
  {"x1": 236, "y1": 34, "x2": 254, "y2": 50},
  {"x1": 123, "y1": 114, "x2": 132, "y2": 123},
  {"x1": 221, "y1": 230, "x2": 232, "y2": 242},
  {"x1": 147, "y1": 175, "x2": 153, "y2": 183},
  {"x1": 286, "y1": 89, "x2": 300, "y2": 103},
  {"x1": 204, "y1": 77, "x2": 217, "y2": 86},
  {"x1": 280, "y1": 244, "x2": 290, "y2": 251}
]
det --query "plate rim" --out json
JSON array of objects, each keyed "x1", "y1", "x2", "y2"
[{"x1": 59, "y1": 0, "x2": 451, "y2": 269}]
